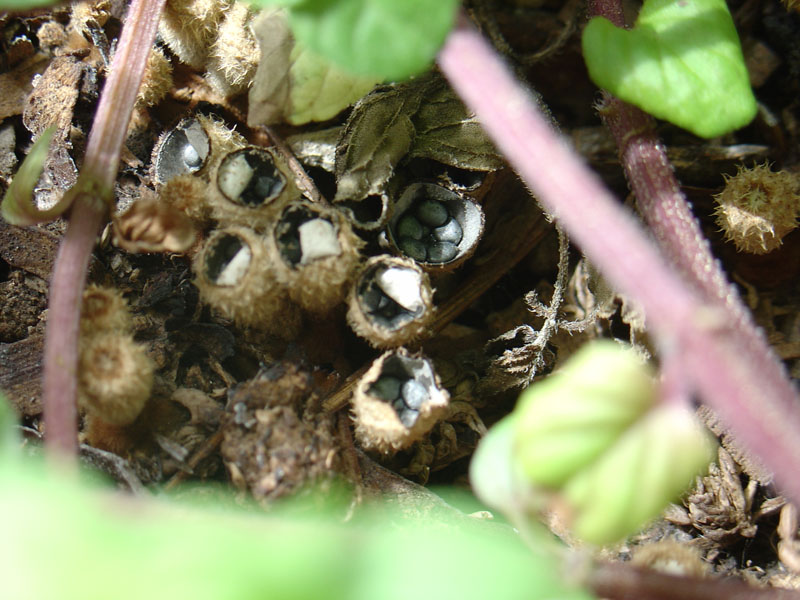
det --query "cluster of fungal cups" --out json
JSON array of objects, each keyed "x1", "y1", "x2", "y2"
[{"x1": 149, "y1": 114, "x2": 493, "y2": 452}]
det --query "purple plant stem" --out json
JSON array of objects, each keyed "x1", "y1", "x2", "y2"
[
  {"x1": 437, "y1": 24, "x2": 800, "y2": 504},
  {"x1": 42, "y1": 0, "x2": 166, "y2": 460},
  {"x1": 587, "y1": 0, "x2": 800, "y2": 481},
  {"x1": 587, "y1": 560, "x2": 800, "y2": 600}
]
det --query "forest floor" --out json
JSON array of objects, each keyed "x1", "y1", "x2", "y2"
[{"x1": 2, "y1": 0, "x2": 800, "y2": 591}]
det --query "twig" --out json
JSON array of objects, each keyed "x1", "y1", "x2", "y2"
[
  {"x1": 42, "y1": 0, "x2": 166, "y2": 461},
  {"x1": 586, "y1": 560, "x2": 800, "y2": 600},
  {"x1": 436, "y1": 21, "x2": 800, "y2": 505}
]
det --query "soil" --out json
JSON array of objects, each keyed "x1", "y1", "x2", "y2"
[{"x1": 2, "y1": 0, "x2": 800, "y2": 592}]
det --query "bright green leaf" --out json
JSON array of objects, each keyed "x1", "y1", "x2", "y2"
[
  {"x1": 263, "y1": 0, "x2": 460, "y2": 80},
  {"x1": 582, "y1": 0, "x2": 757, "y2": 138},
  {"x1": 0, "y1": 127, "x2": 74, "y2": 226},
  {"x1": 287, "y1": 45, "x2": 380, "y2": 124}
]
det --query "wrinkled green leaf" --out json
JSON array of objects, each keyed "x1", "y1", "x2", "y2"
[
  {"x1": 582, "y1": 0, "x2": 757, "y2": 138},
  {"x1": 410, "y1": 78, "x2": 503, "y2": 171},
  {"x1": 0, "y1": 127, "x2": 75, "y2": 226},
  {"x1": 334, "y1": 81, "x2": 427, "y2": 201},
  {"x1": 334, "y1": 74, "x2": 501, "y2": 202},
  {"x1": 249, "y1": 0, "x2": 459, "y2": 80}
]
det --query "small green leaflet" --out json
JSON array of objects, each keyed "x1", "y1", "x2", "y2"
[
  {"x1": 582, "y1": 0, "x2": 757, "y2": 138},
  {"x1": 246, "y1": 0, "x2": 460, "y2": 80},
  {"x1": 0, "y1": 127, "x2": 74, "y2": 226}
]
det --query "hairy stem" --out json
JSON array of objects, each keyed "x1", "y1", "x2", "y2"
[
  {"x1": 587, "y1": 0, "x2": 799, "y2": 484},
  {"x1": 42, "y1": 0, "x2": 166, "y2": 460},
  {"x1": 437, "y1": 23, "x2": 800, "y2": 504}
]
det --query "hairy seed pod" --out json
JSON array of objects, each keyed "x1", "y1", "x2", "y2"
[
  {"x1": 387, "y1": 182, "x2": 484, "y2": 270},
  {"x1": 136, "y1": 46, "x2": 174, "y2": 108},
  {"x1": 713, "y1": 163, "x2": 800, "y2": 254},
  {"x1": 78, "y1": 332, "x2": 154, "y2": 426},
  {"x1": 205, "y1": 2, "x2": 259, "y2": 97},
  {"x1": 193, "y1": 226, "x2": 300, "y2": 336},
  {"x1": 151, "y1": 114, "x2": 246, "y2": 186},
  {"x1": 158, "y1": 0, "x2": 231, "y2": 69},
  {"x1": 80, "y1": 284, "x2": 132, "y2": 335},
  {"x1": 347, "y1": 255, "x2": 435, "y2": 348},
  {"x1": 157, "y1": 173, "x2": 212, "y2": 224},
  {"x1": 266, "y1": 200, "x2": 363, "y2": 314},
  {"x1": 351, "y1": 348, "x2": 450, "y2": 453},
  {"x1": 207, "y1": 146, "x2": 299, "y2": 229}
]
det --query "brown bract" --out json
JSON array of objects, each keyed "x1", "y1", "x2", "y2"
[{"x1": 112, "y1": 191, "x2": 197, "y2": 254}]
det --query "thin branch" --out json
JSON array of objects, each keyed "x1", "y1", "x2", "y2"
[
  {"x1": 587, "y1": 560, "x2": 800, "y2": 600},
  {"x1": 42, "y1": 0, "x2": 167, "y2": 461},
  {"x1": 436, "y1": 22, "x2": 800, "y2": 505}
]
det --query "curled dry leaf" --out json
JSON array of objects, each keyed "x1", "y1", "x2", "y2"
[
  {"x1": 112, "y1": 192, "x2": 197, "y2": 253},
  {"x1": 334, "y1": 73, "x2": 501, "y2": 202},
  {"x1": 409, "y1": 76, "x2": 503, "y2": 171}
]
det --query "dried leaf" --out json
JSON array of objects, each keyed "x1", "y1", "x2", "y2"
[
  {"x1": 0, "y1": 54, "x2": 48, "y2": 122},
  {"x1": 334, "y1": 74, "x2": 501, "y2": 202},
  {"x1": 247, "y1": 8, "x2": 293, "y2": 127},
  {"x1": 112, "y1": 193, "x2": 197, "y2": 254},
  {"x1": 409, "y1": 78, "x2": 503, "y2": 171}
]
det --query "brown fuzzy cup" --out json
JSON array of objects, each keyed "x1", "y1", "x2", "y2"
[
  {"x1": 351, "y1": 348, "x2": 449, "y2": 453},
  {"x1": 346, "y1": 255, "x2": 435, "y2": 348},
  {"x1": 193, "y1": 226, "x2": 301, "y2": 337},
  {"x1": 266, "y1": 199, "x2": 364, "y2": 314}
]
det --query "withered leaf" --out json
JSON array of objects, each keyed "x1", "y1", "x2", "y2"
[
  {"x1": 333, "y1": 76, "x2": 437, "y2": 202},
  {"x1": 112, "y1": 192, "x2": 197, "y2": 254},
  {"x1": 0, "y1": 54, "x2": 48, "y2": 121},
  {"x1": 409, "y1": 78, "x2": 503, "y2": 171},
  {"x1": 334, "y1": 73, "x2": 501, "y2": 202},
  {"x1": 247, "y1": 8, "x2": 293, "y2": 127},
  {"x1": 22, "y1": 55, "x2": 83, "y2": 138}
]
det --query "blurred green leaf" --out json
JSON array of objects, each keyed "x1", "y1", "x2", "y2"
[
  {"x1": 247, "y1": 0, "x2": 459, "y2": 80},
  {"x1": 1, "y1": 448, "x2": 595, "y2": 600},
  {"x1": 0, "y1": 0, "x2": 59, "y2": 7},
  {"x1": 582, "y1": 0, "x2": 757, "y2": 138}
]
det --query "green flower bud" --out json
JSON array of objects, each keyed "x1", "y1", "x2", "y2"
[
  {"x1": 513, "y1": 341, "x2": 655, "y2": 488},
  {"x1": 563, "y1": 404, "x2": 715, "y2": 545}
]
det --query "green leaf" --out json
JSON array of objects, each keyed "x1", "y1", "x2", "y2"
[
  {"x1": 582, "y1": 0, "x2": 757, "y2": 138},
  {"x1": 513, "y1": 341, "x2": 655, "y2": 488},
  {"x1": 0, "y1": 127, "x2": 76, "y2": 226},
  {"x1": 0, "y1": 451, "x2": 594, "y2": 600},
  {"x1": 563, "y1": 405, "x2": 715, "y2": 545},
  {"x1": 255, "y1": 0, "x2": 460, "y2": 80},
  {"x1": 287, "y1": 45, "x2": 380, "y2": 125},
  {"x1": 0, "y1": 0, "x2": 58, "y2": 7}
]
